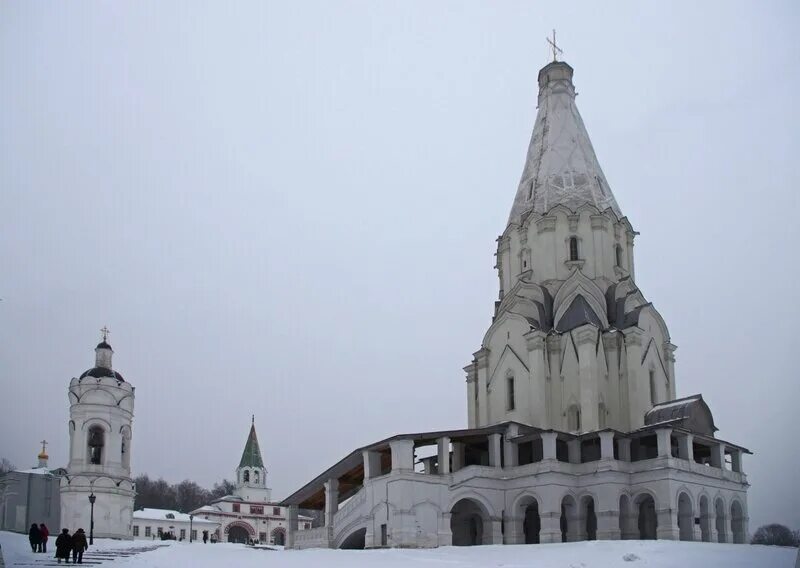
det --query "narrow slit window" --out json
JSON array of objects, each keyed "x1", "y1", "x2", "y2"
[
  {"x1": 569, "y1": 237, "x2": 579, "y2": 261},
  {"x1": 507, "y1": 376, "x2": 515, "y2": 411},
  {"x1": 649, "y1": 369, "x2": 657, "y2": 405},
  {"x1": 615, "y1": 244, "x2": 623, "y2": 268}
]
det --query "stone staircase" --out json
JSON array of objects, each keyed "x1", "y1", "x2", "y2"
[{"x1": 5, "y1": 545, "x2": 164, "y2": 567}]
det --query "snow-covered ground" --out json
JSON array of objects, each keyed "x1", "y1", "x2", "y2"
[{"x1": 1, "y1": 531, "x2": 797, "y2": 567}]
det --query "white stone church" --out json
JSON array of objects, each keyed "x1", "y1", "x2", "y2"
[{"x1": 281, "y1": 57, "x2": 751, "y2": 549}]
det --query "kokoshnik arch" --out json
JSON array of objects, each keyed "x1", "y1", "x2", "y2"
[{"x1": 280, "y1": 57, "x2": 751, "y2": 549}]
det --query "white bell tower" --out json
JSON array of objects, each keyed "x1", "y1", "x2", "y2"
[{"x1": 60, "y1": 328, "x2": 136, "y2": 539}]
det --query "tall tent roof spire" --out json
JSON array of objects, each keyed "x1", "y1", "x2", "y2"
[
  {"x1": 238, "y1": 419, "x2": 265, "y2": 469},
  {"x1": 508, "y1": 60, "x2": 622, "y2": 224}
]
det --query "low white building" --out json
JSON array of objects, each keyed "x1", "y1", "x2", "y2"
[
  {"x1": 132, "y1": 508, "x2": 219, "y2": 541},
  {"x1": 190, "y1": 420, "x2": 312, "y2": 545}
]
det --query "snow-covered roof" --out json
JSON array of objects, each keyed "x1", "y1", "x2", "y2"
[
  {"x1": 133, "y1": 508, "x2": 218, "y2": 525},
  {"x1": 508, "y1": 61, "x2": 622, "y2": 224},
  {"x1": 13, "y1": 467, "x2": 55, "y2": 475}
]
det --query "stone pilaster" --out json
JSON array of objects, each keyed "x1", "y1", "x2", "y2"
[
  {"x1": 656, "y1": 507, "x2": 679, "y2": 540},
  {"x1": 617, "y1": 437, "x2": 631, "y2": 462},
  {"x1": 437, "y1": 437, "x2": 451, "y2": 474},
  {"x1": 622, "y1": 328, "x2": 646, "y2": 429},
  {"x1": 525, "y1": 330, "x2": 548, "y2": 427},
  {"x1": 539, "y1": 511, "x2": 562, "y2": 543},
  {"x1": 678, "y1": 433, "x2": 694, "y2": 462},
  {"x1": 663, "y1": 342, "x2": 677, "y2": 400},
  {"x1": 656, "y1": 428, "x2": 672, "y2": 458},
  {"x1": 286, "y1": 505, "x2": 298, "y2": 549},
  {"x1": 541, "y1": 432, "x2": 558, "y2": 460},
  {"x1": 574, "y1": 324, "x2": 600, "y2": 431},
  {"x1": 475, "y1": 349, "x2": 490, "y2": 426},
  {"x1": 599, "y1": 431, "x2": 615, "y2": 460},
  {"x1": 390, "y1": 439, "x2": 415, "y2": 472},
  {"x1": 324, "y1": 478, "x2": 339, "y2": 547},
  {"x1": 596, "y1": 509, "x2": 621, "y2": 540},
  {"x1": 464, "y1": 362, "x2": 478, "y2": 429},
  {"x1": 488, "y1": 433, "x2": 503, "y2": 468}
]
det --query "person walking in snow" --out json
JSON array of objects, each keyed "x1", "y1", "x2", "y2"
[
  {"x1": 28, "y1": 523, "x2": 41, "y2": 553},
  {"x1": 202, "y1": 530, "x2": 208, "y2": 544},
  {"x1": 71, "y1": 528, "x2": 88, "y2": 564},
  {"x1": 55, "y1": 528, "x2": 72, "y2": 564},
  {"x1": 39, "y1": 523, "x2": 50, "y2": 553}
]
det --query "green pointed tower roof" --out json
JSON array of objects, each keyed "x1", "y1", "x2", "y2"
[{"x1": 238, "y1": 417, "x2": 265, "y2": 469}]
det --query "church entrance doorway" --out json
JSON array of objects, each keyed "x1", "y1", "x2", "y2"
[
  {"x1": 677, "y1": 492, "x2": 694, "y2": 541},
  {"x1": 580, "y1": 496, "x2": 597, "y2": 540},
  {"x1": 731, "y1": 501, "x2": 745, "y2": 544},
  {"x1": 450, "y1": 498, "x2": 488, "y2": 546},
  {"x1": 272, "y1": 528, "x2": 286, "y2": 546},
  {"x1": 560, "y1": 495, "x2": 578, "y2": 542},
  {"x1": 636, "y1": 494, "x2": 657, "y2": 540},
  {"x1": 523, "y1": 501, "x2": 540, "y2": 544},
  {"x1": 699, "y1": 496, "x2": 711, "y2": 542},
  {"x1": 619, "y1": 495, "x2": 635, "y2": 539},
  {"x1": 227, "y1": 525, "x2": 251, "y2": 544},
  {"x1": 339, "y1": 527, "x2": 366, "y2": 549},
  {"x1": 715, "y1": 498, "x2": 727, "y2": 543}
]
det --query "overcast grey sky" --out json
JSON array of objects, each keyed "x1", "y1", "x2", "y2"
[{"x1": 1, "y1": 1, "x2": 798, "y2": 530}]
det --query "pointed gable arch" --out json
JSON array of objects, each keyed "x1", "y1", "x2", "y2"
[
  {"x1": 638, "y1": 304, "x2": 671, "y2": 343},
  {"x1": 488, "y1": 344, "x2": 529, "y2": 388},
  {"x1": 481, "y1": 311, "x2": 534, "y2": 348},
  {"x1": 553, "y1": 269, "x2": 609, "y2": 330}
]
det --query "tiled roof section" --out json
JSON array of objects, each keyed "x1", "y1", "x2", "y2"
[
  {"x1": 555, "y1": 294, "x2": 603, "y2": 332},
  {"x1": 644, "y1": 394, "x2": 718, "y2": 435},
  {"x1": 239, "y1": 423, "x2": 265, "y2": 469},
  {"x1": 508, "y1": 61, "x2": 622, "y2": 224}
]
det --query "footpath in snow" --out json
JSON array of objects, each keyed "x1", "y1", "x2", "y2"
[{"x1": 2, "y1": 532, "x2": 797, "y2": 568}]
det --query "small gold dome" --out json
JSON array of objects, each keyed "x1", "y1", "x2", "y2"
[{"x1": 38, "y1": 451, "x2": 48, "y2": 460}]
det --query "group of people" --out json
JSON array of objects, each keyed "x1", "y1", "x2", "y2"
[{"x1": 28, "y1": 523, "x2": 89, "y2": 564}]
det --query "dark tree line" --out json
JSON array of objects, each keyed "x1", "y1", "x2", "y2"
[
  {"x1": 133, "y1": 474, "x2": 236, "y2": 513},
  {"x1": 751, "y1": 524, "x2": 800, "y2": 547}
]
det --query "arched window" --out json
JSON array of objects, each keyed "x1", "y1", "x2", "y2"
[
  {"x1": 567, "y1": 405, "x2": 581, "y2": 432},
  {"x1": 88, "y1": 426, "x2": 104, "y2": 465},
  {"x1": 615, "y1": 244, "x2": 623, "y2": 268},
  {"x1": 569, "y1": 237, "x2": 579, "y2": 261},
  {"x1": 121, "y1": 431, "x2": 131, "y2": 469},
  {"x1": 243, "y1": 470, "x2": 250, "y2": 483},
  {"x1": 649, "y1": 369, "x2": 657, "y2": 405},
  {"x1": 506, "y1": 376, "x2": 515, "y2": 411},
  {"x1": 254, "y1": 470, "x2": 260, "y2": 484}
]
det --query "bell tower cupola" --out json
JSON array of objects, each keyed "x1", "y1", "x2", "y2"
[{"x1": 233, "y1": 416, "x2": 271, "y2": 503}]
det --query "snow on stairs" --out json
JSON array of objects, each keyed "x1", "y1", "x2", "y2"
[{"x1": 7, "y1": 545, "x2": 165, "y2": 567}]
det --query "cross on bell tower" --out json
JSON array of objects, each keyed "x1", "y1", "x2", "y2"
[
  {"x1": 546, "y1": 29, "x2": 563, "y2": 62},
  {"x1": 100, "y1": 326, "x2": 110, "y2": 343}
]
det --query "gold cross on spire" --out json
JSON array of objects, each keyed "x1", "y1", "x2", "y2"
[
  {"x1": 40, "y1": 440, "x2": 48, "y2": 456},
  {"x1": 546, "y1": 29, "x2": 563, "y2": 62},
  {"x1": 100, "y1": 326, "x2": 110, "y2": 342}
]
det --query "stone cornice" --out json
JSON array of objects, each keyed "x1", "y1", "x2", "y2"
[
  {"x1": 572, "y1": 324, "x2": 599, "y2": 346},
  {"x1": 621, "y1": 327, "x2": 645, "y2": 346},
  {"x1": 524, "y1": 329, "x2": 547, "y2": 350},
  {"x1": 590, "y1": 214, "x2": 609, "y2": 230},
  {"x1": 536, "y1": 216, "x2": 556, "y2": 234},
  {"x1": 567, "y1": 214, "x2": 580, "y2": 232},
  {"x1": 473, "y1": 348, "x2": 490, "y2": 369}
]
